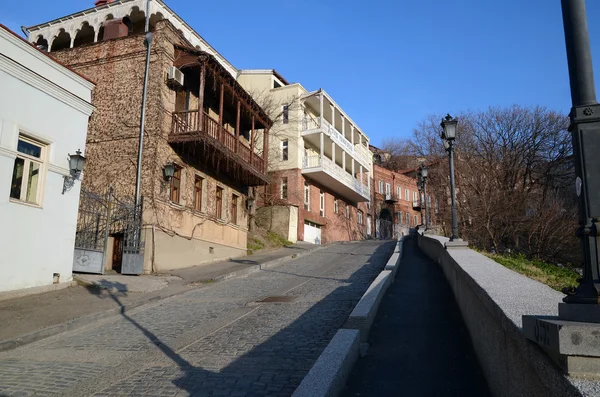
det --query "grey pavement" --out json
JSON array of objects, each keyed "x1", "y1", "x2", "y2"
[
  {"x1": 0, "y1": 243, "x2": 321, "y2": 344},
  {"x1": 0, "y1": 240, "x2": 395, "y2": 397},
  {"x1": 342, "y1": 236, "x2": 490, "y2": 397}
]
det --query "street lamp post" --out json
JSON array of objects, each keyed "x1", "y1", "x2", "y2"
[
  {"x1": 560, "y1": 0, "x2": 600, "y2": 304},
  {"x1": 420, "y1": 164, "x2": 429, "y2": 231},
  {"x1": 441, "y1": 114, "x2": 460, "y2": 241},
  {"x1": 417, "y1": 179, "x2": 424, "y2": 227}
]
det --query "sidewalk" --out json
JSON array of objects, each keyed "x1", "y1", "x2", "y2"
[
  {"x1": 0, "y1": 243, "x2": 320, "y2": 350},
  {"x1": 342, "y1": 237, "x2": 490, "y2": 397}
]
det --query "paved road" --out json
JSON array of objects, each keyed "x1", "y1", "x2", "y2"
[
  {"x1": 0, "y1": 240, "x2": 394, "y2": 397},
  {"x1": 342, "y1": 237, "x2": 490, "y2": 397}
]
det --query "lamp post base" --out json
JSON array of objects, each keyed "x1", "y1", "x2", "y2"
[{"x1": 445, "y1": 239, "x2": 468, "y2": 249}]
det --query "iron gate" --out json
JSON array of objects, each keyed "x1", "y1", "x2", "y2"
[{"x1": 73, "y1": 189, "x2": 144, "y2": 275}]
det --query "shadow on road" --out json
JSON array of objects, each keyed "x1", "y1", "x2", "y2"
[{"x1": 79, "y1": 241, "x2": 396, "y2": 396}]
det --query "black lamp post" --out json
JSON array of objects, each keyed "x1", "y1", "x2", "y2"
[
  {"x1": 560, "y1": 0, "x2": 600, "y2": 304},
  {"x1": 417, "y1": 178, "x2": 424, "y2": 226},
  {"x1": 420, "y1": 163, "x2": 429, "y2": 230},
  {"x1": 441, "y1": 114, "x2": 460, "y2": 241}
]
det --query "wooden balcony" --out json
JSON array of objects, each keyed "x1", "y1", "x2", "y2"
[{"x1": 169, "y1": 109, "x2": 269, "y2": 186}]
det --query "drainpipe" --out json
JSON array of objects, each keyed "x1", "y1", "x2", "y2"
[{"x1": 134, "y1": 0, "x2": 152, "y2": 209}]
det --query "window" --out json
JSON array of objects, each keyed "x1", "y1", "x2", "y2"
[
  {"x1": 407, "y1": 212, "x2": 411, "y2": 226},
  {"x1": 319, "y1": 190, "x2": 325, "y2": 217},
  {"x1": 231, "y1": 194, "x2": 238, "y2": 225},
  {"x1": 10, "y1": 136, "x2": 45, "y2": 205},
  {"x1": 282, "y1": 104, "x2": 289, "y2": 124},
  {"x1": 397, "y1": 186, "x2": 401, "y2": 199},
  {"x1": 334, "y1": 199, "x2": 339, "y2": 214},
  {"x1": 358, "y1": 210, "x2": 363, "y2": 225},
  {"x1": 216, "y1": 186, "x2": 223, "y2": 219},
  {"x1": 414, "y1": 215, "x2": 419, "y2": 225},
  {"x1": 385, "y1": 183, "x2": 391, "y2": 196},
  {"x1": 405, "y1": 189, "x2": 409, "y2": 201},
  {"x1": 281, "y1": 139, "x2": 289, "y2": 161},
  {"x1": 170, "y1": 166, "x2": 182, "y2": 203},
  {"x1": 304, "y1": 181, "x2": 310, "y2": 210},
  {"x1": 280, "y1": 177, "x2": 288, "y2": 199},
  {"x1": 413, "y1": 191, "x2": 418, "y2": 201},
  {"x1": 378, "y1": 180, "x2": 384, "y2": 194},
  {"x1": 346, "y1": 204, "x2": 350, "y2": 219},
  {"x1": 193, "y1": 176, "x2": 203, "y2": 211},
  {"x1": 397, "y1": 211, "x2": 402, "y2": 224}
]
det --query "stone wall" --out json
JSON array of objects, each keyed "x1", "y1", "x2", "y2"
[
  {"x1": 417, "y1": 233, "x2": 590, "y2": 397},
  {"x1": 51, "y1": 21, "x2": 250, "y2": 272}
]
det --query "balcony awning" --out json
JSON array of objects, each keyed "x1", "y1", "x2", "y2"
[{"x1": 173, "y1": 45, "x2": 272, "y2": 129}]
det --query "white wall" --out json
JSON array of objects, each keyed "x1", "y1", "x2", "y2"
[{"x1": 0, "y1": 27, "x2": 94, "y2": 292}]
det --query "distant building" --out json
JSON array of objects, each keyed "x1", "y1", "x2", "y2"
[
  {"x1": 237, "y1": 70, "x2": 373, "y2": 244},
  {"x1": 372, "y1": 164, "x2": 425, "y2": 239},
  {"x1": 0, "y1": 25, "x2": 95, "y2": 292}
]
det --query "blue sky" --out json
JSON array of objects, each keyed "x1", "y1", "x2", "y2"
[{"x1": 2, "y1": 0, "x2": 600, "y2": 146}]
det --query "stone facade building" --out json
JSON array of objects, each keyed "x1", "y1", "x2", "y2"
[
  {"x1": 237, "y1": 70, "x2": 373, "y2": 244},
  {"x1": 27, "y1": 1, "x2": 271, "y2": 273}
]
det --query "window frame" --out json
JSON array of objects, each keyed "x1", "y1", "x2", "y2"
[
  {"x1": 281, "y1": 139, "x2": 289, "y2": 161},
  {"x1": 193, "y1": 175, "x2": 203, "y2": 211},
  {"x1": 216, "y1": 186, "x2": 223, "y2": 219},
  {"x1": 280, "y1": 177, "x2": 288, "y2": 199},
  {"x1": 334, "y1": 199, "x2": 339, "y2": 214},
  {"x1": 319, "y1": 190, "x2": 325, "y2": 217},
  {"x1": 170, "y1": 165, "x2": 182, "y2": 203},
  {"x1": 345, "y1": 204, "x2": 350, "y2": 219},
  {"x1": 231, "y1": 194, "x2": 238, "y2": 225},
  {"x1": 282, "y1": 104, "x2": 289, "y2": 124},
  {"x1": 9, "y1": 135, "x2": 47, "y2": 206},
  {"x1": 304, "y1": 181, "x2": 310, "y2": 210},
  {"x1": 385, "y1": 183, "x2": 391, "y2": 196},
  {"x1": 397, "y1": 186, "x2": 401, "y2": 199},
  {"x1": 378, "y1": 180, "x2": 383, "y2": 194},
  {"x1": 405, "y1": 188, "x2": 409, "y2": 201},
  {"x1": 358, "y1": 210, "x2": 363, "y2": 225}
]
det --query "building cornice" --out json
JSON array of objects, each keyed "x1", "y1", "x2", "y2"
[{"x1": 0, "y1": 53, "x2": 95, "y2": 116}]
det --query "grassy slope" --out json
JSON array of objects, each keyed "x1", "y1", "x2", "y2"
[{"x1": 485, "y1": 253, "x2": 579, "y2": 292}]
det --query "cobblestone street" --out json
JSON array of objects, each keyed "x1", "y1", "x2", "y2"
[{"x1": 0, "y1": 241, "x2": 394, "y2": 397}]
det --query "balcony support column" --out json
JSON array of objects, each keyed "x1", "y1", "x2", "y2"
[
  {"x1": 342, "y1": 151, "x2": 346, "y2": 171},
  {"x1": 263, "y1": 128, "x2": 269, "y2": 172},
  {"x1": 332, "y1": 141, "x2": 336, "y2": 164},
  {"x1": 251, "y1": 115, "x2": 255, "y2": 156},
  {"x1": 319, "y1": 91, "x2": 324, "y2": 128},
  {"x1": 360, "y1": 165, "x2": 363, "y2": 185},
  {"x1": 341, "y1": 116, "x2": 345, "y2": 141},
  {"x1": 352, "y1": 158, "x2": 355, "y2": 178},
  {"x1": 198, "y1": 63, "x2": 206, "y2": 131},
  {"x1": 235, "y1": 100, "x2": 240, "y2": 153},
  {"x1": 219, "y1": 83, "x2": 224, "y2": 126},
  {"x1": 351, "y1": 126, "x2": 355, "y2": 145},
  {"x1": 320, "y1": 132, "x2": 324, "y2": 159}
]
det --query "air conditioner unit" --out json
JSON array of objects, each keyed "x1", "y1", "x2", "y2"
[{"x1": 168, "y1": 66, "x2": 184, "y2": 87}]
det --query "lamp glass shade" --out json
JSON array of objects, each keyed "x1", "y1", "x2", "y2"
[
  {"x1": 421, "y1": 166, "x2": 428, "y2": 178},
  {"x1": 69, "y1": 150, "x2": 86, "y2": 173},
  {"x1": 163, "y1": 163, "x2": 176, "y2": 180},
  {"x1": 441, "y1": 115, "x2": 458, "y2": 140}
]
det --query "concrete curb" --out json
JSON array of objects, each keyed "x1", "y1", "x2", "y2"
[
  {"x1": 344, "y1": 270, "x2": 393, "y2": 343},
  {"x1": 0, "y1": 244, "x2": 327, "y2": 353},
  {"x1": 384, "y1": 237, "x2": 405, "y2": 280},
  {"x1": 0, "y1": 281, "x2": 78, "y2": 302},
  {"x1": 292, "y1": 329, "x2": 360, "y2": 397}
]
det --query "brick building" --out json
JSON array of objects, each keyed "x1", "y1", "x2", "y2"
[
  {"x1": 372, "y1": 164, "x2": 426, "y2": 239},
  {"x1": 237, "y1": 71, "x2": 373, "y2": 244},
  {"x1": 27, "y1": 1, "x2": 272, "y2": 273}
]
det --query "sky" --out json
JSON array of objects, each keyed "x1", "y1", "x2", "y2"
[{"x1": 2, "y1": 0, "x2": 600, "y2": 147}]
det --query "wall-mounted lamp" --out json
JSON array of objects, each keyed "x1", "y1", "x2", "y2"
[
  {"x1": 62, "y1": 149, "x2": 86, "y2": 194},
  {"x1": 163, "y1": 163, "x2": 176, "y2": 181},
  {"x1": 246, "y1": 197, "x2": 255, "y2": 209}
]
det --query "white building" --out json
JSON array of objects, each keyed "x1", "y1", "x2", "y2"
[{"x1": 0, "y1": 25, "x2": 95, "y2": 293}]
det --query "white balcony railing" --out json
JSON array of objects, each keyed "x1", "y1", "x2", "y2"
[
  {"x1": 302, "y1": 155, "x2": 369, "y2": 199},
  {"x1": 301, "y1": 117, "x2": 371, "y2": 168}
]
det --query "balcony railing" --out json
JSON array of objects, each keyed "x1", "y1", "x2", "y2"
[
  {"x1": 171, "y1": 110, "x2": 265, "y2": 173},
  {"x1": 302, "y1": 155, "x2": 369, "y2": 199},
  {"x1": 301, "y1": 117, "x2": 370, "y2": 168}
]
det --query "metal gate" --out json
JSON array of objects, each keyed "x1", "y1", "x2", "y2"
[{"x1": 73, "y1": 189, "x2": 144, "y2": 275}]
